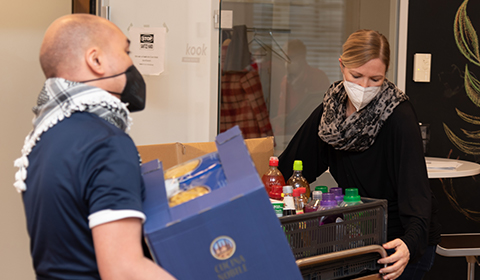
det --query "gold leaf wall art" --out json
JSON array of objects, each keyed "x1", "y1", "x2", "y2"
[
  {"x1": 441, "y1": 0, "x2": 480, "y2": 222},
  {"x1": 456, "y1": 108, "x2": 480, "y2": 137},
  {"x1": 444, "y1": 123, "x2": 480, "y2": 154},
  {"x1": 464, "y1": 64, "x2": 480, "y2": 106},
  {"x1": 446, "y1": 0, "x2": 480, "y2": 152},
  {"x1": 456, "y1": 108, "x2": 480, "y2": 125},
  {"x1": 454, "y1": 0, "x2": 480, "y2": 66}
]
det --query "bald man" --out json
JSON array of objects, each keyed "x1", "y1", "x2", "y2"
[{"x1": 14, "y1": 14, "x2": 175, "y2": 279}]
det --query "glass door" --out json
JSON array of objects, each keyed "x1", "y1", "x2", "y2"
[{"x1": 218, "y1": 0, "x2": 398, "y2": 155}]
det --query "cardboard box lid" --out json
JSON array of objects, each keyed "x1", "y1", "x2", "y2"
[{"x1": 137, "y1": 136, "x2": 274, "y2": 177}]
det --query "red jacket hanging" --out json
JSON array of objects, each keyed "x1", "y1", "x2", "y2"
[{"x1": 220, "y1": 70, "x2": 274, "y2": 139}]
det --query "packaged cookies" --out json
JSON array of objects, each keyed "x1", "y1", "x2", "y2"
[
  {"x1": 169, "y1": 186, "x2": 210, "y2": 207},
  {"x1": 164, "y1": 152, "x2": 227, "y2": 207}
]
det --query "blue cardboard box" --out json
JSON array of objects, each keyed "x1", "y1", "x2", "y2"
[{"x1": 141, "y1": 126, "x2": 302, "y2": 280}]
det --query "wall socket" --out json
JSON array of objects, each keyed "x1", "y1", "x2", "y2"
[{"x1": 413, "y1": 53, "x2": 431, "y2": 82}]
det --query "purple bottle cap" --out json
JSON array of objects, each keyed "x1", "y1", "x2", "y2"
[
  {"x1": 322, "y1": 193, "x2": 335, "y2": 201},
  {"x1": 330, "y1": 187, "x2": 342, "y2": 196},
  {"x1": 320, "y1": 193, "x2": 337, "y2": 207}
]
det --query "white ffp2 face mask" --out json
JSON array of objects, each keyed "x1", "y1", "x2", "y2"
[{"x1": 343, "y1": 79, "x2": 381, "y2": 112}]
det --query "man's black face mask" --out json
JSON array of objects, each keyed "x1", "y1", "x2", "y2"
[{"x1": 80, "y1": 65, "x2": 146, "y2": 112}]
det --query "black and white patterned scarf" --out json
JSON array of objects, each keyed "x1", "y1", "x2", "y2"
[
  {"x1": 318, "y1": 79, "x2": 408, "y2": 152},
  {"x1": 13, "y1": 78, "x2": 132, "y2": 192}
]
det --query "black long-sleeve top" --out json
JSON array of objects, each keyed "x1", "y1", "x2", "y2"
[{"x1": 278, "y1": 100, "x2": 441, "y2": 263}]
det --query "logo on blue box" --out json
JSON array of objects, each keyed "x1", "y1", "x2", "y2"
[{"x1": 210, "y1": 236, "x2": 236, "y2": 260}]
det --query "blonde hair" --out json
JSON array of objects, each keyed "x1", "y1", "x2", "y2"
[{"x1": 340, "y1": 29, "x2": 390, "y2": 71}]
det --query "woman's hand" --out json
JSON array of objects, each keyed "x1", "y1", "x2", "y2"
[{"x1": 378, "y1": 238, "x2": 410, "y2": 280}]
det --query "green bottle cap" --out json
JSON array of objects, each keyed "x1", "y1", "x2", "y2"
[
  {"x1": 293, "y1": 160, "x2": 303, "y2": 171},
  {"x1": 315, "y1": 186, "x2": 328, "y2": 194},
  {"x1": 343, "y1": 188, "x2": 361, "y2": 202}
]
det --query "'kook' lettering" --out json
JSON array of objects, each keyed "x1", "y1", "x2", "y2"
[{"x1": 186, "y1": 43, "x2": 207, "y2": 56}]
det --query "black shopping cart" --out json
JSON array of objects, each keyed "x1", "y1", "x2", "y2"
[{"x1": 279, "y1": 198, "x2": 388, "y2": 280}]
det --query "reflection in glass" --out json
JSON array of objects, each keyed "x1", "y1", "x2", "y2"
[
  {"x1": 276, "y1": 39, "x2": 330, "y2": 138},
  {"x1": 219, "y1": 1, "x2": 345, "y2": 154}
]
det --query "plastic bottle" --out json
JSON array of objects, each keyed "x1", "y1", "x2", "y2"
[
  {"x1": 340, "y1": 188, "x2": 363, "y2": 207},
  {"x1": 298, "y1": 187, "x2": 308, "y2": 210},
  {"x1": 305, "y1": 191, "x2": 322, "y2": 213},
  {"x1": 329, "y1": 187, "x2": 344, "y2": 206},
  {"x1": 287, "y1": 160, "x2": 311, "y2": 200},
  {"x1": 269, "y1": 185, "x2": 283, "y2": 201},
  {"x1": 293, "y1": 187, "x2": 307, "y2": 214},
  {"x1": 282, "y1": 185, "x2": 296, "y2": 216},
  {"x1": 270, "y1": 198, "x2": 283, "y2": 218},
  {"x1": 316, "y1": 193, "x2": 345, "y2": 251},
  {"x1": 318, "y1": 193, "x2": 338, "y2": 211},
  {"x1": 340, "y1": 188, "x2": 363, "y2": 248},
  {"x1": 262, "y1": 156, "x2": 286, "y2": 196},
  {"x1": 317, "y1": 193, "x2": 341, "y2": 225}
]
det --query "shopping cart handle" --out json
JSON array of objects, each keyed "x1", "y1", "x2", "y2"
[{"x1": 296, "y1": 245, "x2": 387, "y2": 268}]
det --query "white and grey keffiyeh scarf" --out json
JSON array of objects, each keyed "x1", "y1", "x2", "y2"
[
  {"x1": 318, "y1": 79, "x2": 408, "y2": 152},
  {"x1": 13, "y1": 78, "x2": 132, "y2": 193}
]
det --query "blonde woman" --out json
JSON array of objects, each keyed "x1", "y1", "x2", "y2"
[{"x1": 279, "y1": 29, "x2": 440, "y2": 280}]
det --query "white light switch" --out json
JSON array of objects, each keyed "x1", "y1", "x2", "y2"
[
  {"x1": 413, "y1": 53, "x2": 431, "y2": 82},
  {"x1": 221, "y1": 10, "x2": 233, "y2": 29}
]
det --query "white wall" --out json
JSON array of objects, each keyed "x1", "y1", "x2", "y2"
[
  {"x1": 0, "y1": 1, "x2": 71, "y2": 278},
  {"x1": 104, "y1": 0, "x2": 220, "y2": 145}
]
